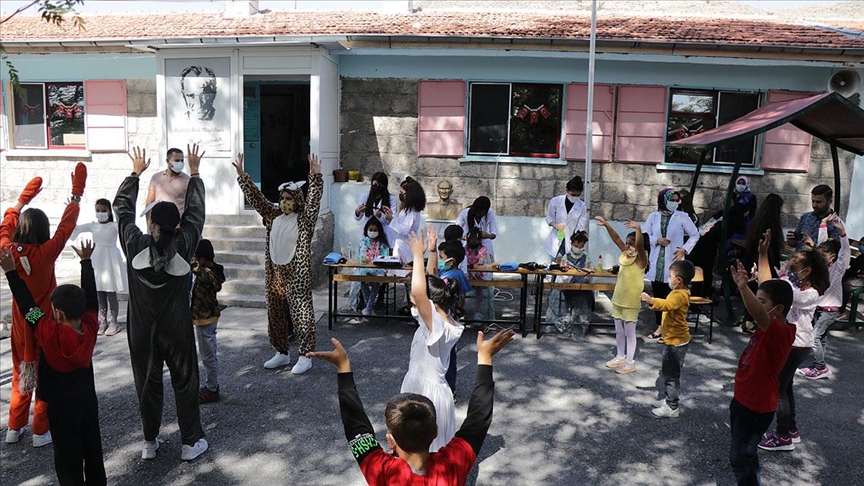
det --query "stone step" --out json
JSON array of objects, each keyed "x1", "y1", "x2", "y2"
[
  {"x1": 209, "y1": 236, "x2": 266, "y2": 253},
  {"x1": 203, "y1": 225, "x2": 265, "y2": 239},
  {"x1": 222, "y1": 262, "x2": 265, "y2": 280},
  {"x1": 205, "y1": 214, "x2": 263, "y2": 225},
  {"x1": 219, "y1": 293, "x2": 267, "y2": 309},
  {"x1": 221, "y1": 278, "x2": 266, "y2": 296},
  {"x1": 215, "y1": 250, "x2": 266, "y2": 265}
]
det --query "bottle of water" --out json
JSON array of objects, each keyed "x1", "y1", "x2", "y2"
[
  {"x1": 596, "y1": 254, "x2": 603, "y2": 272},
  {"x1": 348, "y1": 241, "x2": 353, "y2": 259}
]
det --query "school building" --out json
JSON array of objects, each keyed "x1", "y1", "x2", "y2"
[{"x1": 1, "y1": 2, "x2": 863, "y2": 301}]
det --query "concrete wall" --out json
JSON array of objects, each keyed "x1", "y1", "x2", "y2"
[{"x1": 339, "y1": 77, "x2": 855, "y2": 235}]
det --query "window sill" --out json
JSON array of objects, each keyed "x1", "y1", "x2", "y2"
[
  {"x1": 656, "y1": 163, "x2": 764, "y2": 176},
  {"x1": 2, "y1": 149, "x2": 92, "y2": 159},
  {"x1": 458, "y1": 155, "x2": 568, "y2": 166}
]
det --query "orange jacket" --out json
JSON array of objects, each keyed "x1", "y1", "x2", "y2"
[{"x1": 1, "y1": 203, "x2": 79, "y2": 363}]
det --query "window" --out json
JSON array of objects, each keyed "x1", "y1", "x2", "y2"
[
  {"x1": 468, "y1": 83, "x2": 562, "y2": 158},
  {"x1": 665, "y1": 89, "x2": 760, "y2": 166},
  {"x1": 11, "y1": 82, "x2": 86, "y2": 149}
]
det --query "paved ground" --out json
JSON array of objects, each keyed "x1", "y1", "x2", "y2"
[{"x1": 1, "y1": 283, "x2": 863, "y2": 485}]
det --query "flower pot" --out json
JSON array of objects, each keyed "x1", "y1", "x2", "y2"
[
  {"x1": 333, "y1": 169, "x2": 348, "y2": 182},
  {"x1": 347, "y1": 170, "x2": 360, "y2": 181}
]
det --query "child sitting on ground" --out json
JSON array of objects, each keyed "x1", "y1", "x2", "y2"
[
  {"x1": 465, "y1": 227, "x2": 495, "y2": 321},
  {"x1": 727, "y1": 238, "x2": 796, "y2": 486},
  {"x1": 641, "y1": 259, "x2": 695, "y2": 418},
  {"x1": 1, "y1": 241, "x2": 106, "y2": 485},
  {"x1": 307, "y1": 327, "x2": 514, "y2": 485},
  {"x1": 596, "y1": 217, "x2": 647, "y2": 374},
  {"x1": 191, "y1": 239, "x2": 226, "y2": 404},
  {"x1": 545, "y1": 230, "x2": 593, "y2": 337}
]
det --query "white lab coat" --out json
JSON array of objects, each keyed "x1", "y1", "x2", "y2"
[
  {"x1": 455, "y1": 207, "x2": 499, "y2": 259},
  {"x1": 355, "y1": 193, "x2": 399, "y2": 244},
  {"x1": 389, "y1": 208, "x2": 421, "y2": 262},
  {"x1": 544, "y1": 195, "x2": 588, "y2": 257},
  {"x1": 644, "y1": 210, "x2": 700, "y2": 283}
]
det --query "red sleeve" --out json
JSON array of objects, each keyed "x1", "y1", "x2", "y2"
[
  {"x1": 0, "y1": 207, "x2": 21, "y2": 247},
  {"x1": 42, "y1": 203, "x2": 80, "y2": 260},
  {"x1": 35, "y1": 310, "x2": 97, "y2": 371},
  {"x1": 360, "y1": 449, "x2": 398, "y2": 486}
]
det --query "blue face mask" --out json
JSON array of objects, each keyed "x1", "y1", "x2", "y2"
[
  {"x1": 785, "y1": 270, "x2": 802, "y2": 288},
  {"x1": 438, "y1": 258, "x2": 452, "y2": 272}
]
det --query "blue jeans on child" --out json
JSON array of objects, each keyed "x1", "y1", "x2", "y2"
[
  {"x1": 195, "y1": 322, "x2": 219, "y2": 392},
  {"x1": 659, "y1": 342, "x2": 689, "y2": 409},
  {"x1": 811, "y1": 308, "x2": 838, "y2": 370},
  {"x1": 729, "y1": 398, "x2": 775, "y2": 486}
]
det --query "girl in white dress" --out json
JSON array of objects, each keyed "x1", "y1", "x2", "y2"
[
  {"x1": 401, "y1": 230, "x2": 464, "y2": 452},
  {"x1": 72, "y1": 198, "x2": 127, "y2": 335}
]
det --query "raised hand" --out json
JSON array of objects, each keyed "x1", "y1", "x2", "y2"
[
  {"x1": 476, "y1": 329, "x2": 515, "y2": 365},
  {"x1": 594, "y1": 215, "x2": 609, "y2": 227},
  {"x1": 624, "y1": 219, "x2": 641, "y2": 231},
  {"x1": 729, "y1": 260, "x2": 750, "y2": 289},
  {"x1": 826, "y1": 213, "x2": 845, "y2": 235},
  {"x1": 0, "y1": 248, "x2": 15, "y2": 273},
  {"x1": 70, "y1": 162, "x2": 87, "y2": 198},
  {"x1": 187, "y1": 143, "x2": 205, "y2": 173},
  {"x1": 308, "y1": 154, "x2": 321, "y2": 175},
  {"x1": 758, "y1": 229, "x2": 771, "y2": 256},
  {"x1": 306, "y1": 337, "x2": 350, "y2": 373},
  {"x1": 17, "y1": 177, "x2": 43, "y2": 207},
  {"x1": 128, "y1": 146, "x2": 151, "y2": 175},
  {"x1": 71, "y1": 239, "x2": 95, "y2": 260},
  {"x1": 232, "y1": 153, "x2": 245, "y2": 176},
  {"x1": 425, "y1": 224, "x2": 438, "y2": 252},
  {"x1": 408, "y1": 231, "x2": 426, "y2": 257}
]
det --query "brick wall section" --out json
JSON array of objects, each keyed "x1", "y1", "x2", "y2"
[{"x1": 340, "y1": 77, "x2": 855, "y2": 227}]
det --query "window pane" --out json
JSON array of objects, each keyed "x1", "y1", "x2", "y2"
[
  {"x1": 665, "y1": 115, "x2": 716, "y2": 164},
  {"x1": 714, "y1": 92, "x2": 760, "y2": 165},
  {"x1": 670, "y1": 92, "x2": 714, "y2": 114},
  {"x1": 47, "y1": 83, "x2": 86, "y2": 147},
  {"x1": 509, "y1": 84, "x2": 562, "y2": 157},
  {"x1": 468, "y1": 83, "x2": 510, "y2": 155},
  {"x1": 12, "y1": 84, "x2": 47, "y2": 148}
]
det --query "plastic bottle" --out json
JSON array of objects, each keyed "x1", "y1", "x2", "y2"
[
  {"x1": 348, "y1": 241, "x2": 353, "y2": 259},
  {"x1": 596, "y1": 254, "x2": 603, "y2": 272}
]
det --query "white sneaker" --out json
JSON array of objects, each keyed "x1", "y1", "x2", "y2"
[
  {"x1": 651, "y1": 401, "x2": 680, "y2": 418},
  {"x1": 263, "y1": 352, "x2": 292, "y2": 369},
  {"x1": 5, "y1": 428, "x2": 22, "y2": 444},
  {"x1": 615, "y1": 360, "x2": 637, "y2": 374},
  {"x1": 605, "y1": 356, "x2": 626, "y2": 369},
  {"x1": 697, "y1": 315, "x2": 711, "y2": 324},
  {"x1": 180, "y1": 438, "x2": 209, "y2": 461},
  {"x1": 141, "y1": 440, "x2": 160, "y2": 460},
  {"x1": 32, "y1": 430, "x2": 52, "y2": 448},
  {"x1": 291, "y1": 355, "x2": 313, "y2": 375}
]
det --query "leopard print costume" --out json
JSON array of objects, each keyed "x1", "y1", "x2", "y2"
[{"x1": 237, "y1": 173, "x2": 323, "y2": 355}]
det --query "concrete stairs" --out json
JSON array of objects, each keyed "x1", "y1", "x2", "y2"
[{"x1": 204, "y1": 214, "x2": 268, "y2": 308}]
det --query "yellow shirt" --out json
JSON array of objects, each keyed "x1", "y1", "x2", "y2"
[{"x1": 650, "y1": 288, "x2": 691, "y2": 346}]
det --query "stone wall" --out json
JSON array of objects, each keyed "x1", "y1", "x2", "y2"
[{"x1": 340, "y1": 77, "x2": 854, "y2": 226}]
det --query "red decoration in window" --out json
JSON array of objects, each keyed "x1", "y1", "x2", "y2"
[
  {"x1": 22, "y1": 104, "x2": 42, "y2": 116},
  {"x1": 54, "y1": 102, "x2": 83, "y2": 119},
  {"x1": 516, "y1": 104, "x2": 552, "y2": 124}
]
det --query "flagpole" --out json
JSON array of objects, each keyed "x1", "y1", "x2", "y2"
[{"x1": 584, "y1": 0, "x2": 597, "y2": 211}]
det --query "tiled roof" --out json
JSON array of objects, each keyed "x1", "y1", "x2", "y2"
[{"x1": 1, "y1": 10, "x2": 863, "y2": 49}]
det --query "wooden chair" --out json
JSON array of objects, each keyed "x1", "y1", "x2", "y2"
[{"x1": 688, "y1": 266, "x2": 714, "y2": 343}]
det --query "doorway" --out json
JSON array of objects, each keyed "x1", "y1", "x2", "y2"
[{"x1": 243, "y1": 81, "x2": 311, "y2": 204}]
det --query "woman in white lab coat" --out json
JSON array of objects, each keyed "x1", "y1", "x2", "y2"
[
  {"x1": 456, "y1": 196, "x2": 498, "y2": 260},
  {"x1": 644, "y1": 188, "x2": 700, "y2": 337},
  {"x1": 389, "y1": 176, "x2": 426, "y2": 263},
  {"x1": 545, "y1": 176, "x2": 589, "y2": 260},
  {"x1": 353, "y1": 171, "x2": 398, "y2": 244}
]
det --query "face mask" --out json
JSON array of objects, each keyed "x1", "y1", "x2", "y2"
[
  {"x1": 367, "y1": 230, "x2": 379, "y2": 239},
  {"x1": 736, "y1": 184, "x2": 747, "y2": 193},
  {"x1": 566, "y1": 194, "x2": 578, "y2": 203},
  {"x1": 170, "y1": 161, "x2": 185, "y2": 173},
  {"x1": 95, "y1": 212, "x2": 109, "y2": 223},
  {"x1": 571, "y1": 247, "x2": 585, "y2": 256},
  {"x1": 279, "y1": 200, "x2": 295, "y2": 214},
  {"x1": 668, "y1": 278, "x2": 679, "y2": 290},
  {"x1": 784, "y1": 270, "x2": 802, "y2": 288},
  {"x1": 438, "y1": 258, "x2": 452, "y2": 272},
  {"x1": 666, "y1": 201, "x2": 679, "y2": 212},
  {"x1": 410, "y1": 306, "x2": 420, "y2": 319}
]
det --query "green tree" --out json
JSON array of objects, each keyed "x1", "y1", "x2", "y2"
[{"x1": 1, "y1": 1, "x2": 85, "y2": 95}]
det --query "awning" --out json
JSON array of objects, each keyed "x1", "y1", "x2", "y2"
[{"x1": 669, "y1": 91, "x2": 864, "y2": 156}]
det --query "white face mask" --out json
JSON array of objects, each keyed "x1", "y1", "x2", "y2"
[
  {"x1": 668, "y1": 277, "x2": 679, "y2": 290},
  {"x1": 95, "y1": 212, "x2": 109, "y2": 223},
  {"x1": 170, "y1": 161, "x2": 185, "y2": 173},
  {"x1": 571, "y1": 247, "x2": 585, "y2": 256},
  {"x1": 410, "y1": 307, "x2": 420, "y2": 319},
  {"x1": 566, "y1": 194, "x2": 578, "y2": 204},
  {"x1": 736, "y1": 183, "x2": 747, "y2": 193},
  {"x1": 367, "y1": 230, "x2": 379, "y2": 239},
  {"x1": 666, "y1": 201, "x2": 679, "y2": 212}
]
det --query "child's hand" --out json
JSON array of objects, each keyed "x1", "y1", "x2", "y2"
[
  {"x1": 594, "y1": 215, "x2": 608, "y2": 227},
  {"x1": 0, "y1": 248, "x2": 15, "y2": 273},
  {"x1": 758, "y1": 229, "x2": 771, "y2": 255},
  {"x1": 232, "y1": 153, "x2": 245, "y2": 176},
  {"x1": 425, "y1": 224, "x2": 438, "y2": 252},
  {"x1": 801, "y1": 234, "x2": 815, "y2": 248},
  {"x1": 477, "y1": 329, "x2": 515, "y2": 365},
  {"x1": 408, "y1": 231, "x2": 426, "y2": 257},
  {"x1": 306, "y1": 337, "x2": 351, "y2": 373},
  {"x1": 729, "y1": 260, "x2": 750, "y2": 289},
  {"x1": 640, "y1": 292, "x2": 653, "y2": 305},
  {"x1": 72, "y1": 240, "x2": 95, "y2": 260},
  {"x1": 829, "y1": 215, "x2": 845, "y2": 235},
  {"x1": 624, "y1": 219, "x2": 641, "y2": 231}
]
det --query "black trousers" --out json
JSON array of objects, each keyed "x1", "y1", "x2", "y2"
[
  {"x1": 48, "y1": 396, "x2": 106, "y2": 486},
  {"x1": 729, "y1": 398, "x2": 775, "y2": 486},
  {"x1": 650, "y1": 281, "x2": 672, "y2": 329}
]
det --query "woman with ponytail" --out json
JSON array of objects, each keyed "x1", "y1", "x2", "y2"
[
  {"x1": 456, "y1": 196, "x2": 498, "y2": 260},
  {"x1": 400, "y1": 227, "x2": 465, "y2": 452},
  {"x1": 114, "y1": 145, "x2": 208, "y2": 462}
]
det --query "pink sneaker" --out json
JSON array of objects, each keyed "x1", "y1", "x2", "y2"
[
  {"x1": 758, "y1": 432, "x2": 794, "y2": 451},
  {"x1": 803, "y1": 367, "x2": 831, "y2": 380},
  {"x1": 788, "y1": 428, "x2": 801, "y2": 444}
]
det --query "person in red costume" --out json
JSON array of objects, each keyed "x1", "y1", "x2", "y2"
[{"x1": 1, "y1": 163, "x2": 87, "y2": 448}]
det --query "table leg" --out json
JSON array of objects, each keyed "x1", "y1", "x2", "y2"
[
  {"x1": 519, "y1": 274, "x2": 528, "y2": 337},
  {"x1": 535, "y1": 275, "x2": 545, "y2": 339},
  {"x1": 328, "y1": 268, "x2": 335, "y2": 330}
]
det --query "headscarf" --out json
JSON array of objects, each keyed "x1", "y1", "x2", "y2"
[
  {"x1": 657, "y1": 188, "x2": 675, "y2": 213},
  {"x1": 735, "y1": 176, "x2": 751, "y2": 194}
]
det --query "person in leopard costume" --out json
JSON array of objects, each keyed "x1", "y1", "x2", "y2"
[{"x1": 233, "y1": 153, "x2": 323, "y2": 374}]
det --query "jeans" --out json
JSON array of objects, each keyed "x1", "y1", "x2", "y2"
[
  {"x1": 360, "y1": 282, "x2": 381, "y2": 312},
  {"x1": 195, "y1": 322, "x2": 219, "y2": 392},
  {"x1": 729, "y1": 398, "x2": 775, "y2": 486},
  {"x1": 775, "y1": 347, "x2": 811, "y2": 436},
  {"x1": 659, "y1": 343, "x2": 689, "y2": 409},
  {"x1": 810, "y1": 308, "x2": 838, "y2": 370}
]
